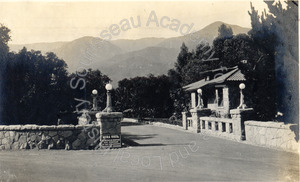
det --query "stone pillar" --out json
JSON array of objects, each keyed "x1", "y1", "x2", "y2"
[
  {"x1": 190, "y1": 110, "x2": 198, "y2": 133},
  {"x1": 189, "y1": 108, "x2": 211, "y2": 133},
  {"x1": 96, "y1": 112, "x2": 123, "y2": 148},
  {"x1": 182, "y1": 112, "x2": 188, "y2": 130},
  {"x1": 230, "y1": 108, "x2": 254, "y2": 140}
]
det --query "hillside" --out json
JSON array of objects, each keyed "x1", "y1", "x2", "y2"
[
  {"x1": 52, "y1": 36, "x2": 122, "y2": 72},
  {"x1": 97, "y1": 47, "x2": 178, "y2": 84},
  {"x1": 110, "y1": 37, "x2": 165, "y2": 53},
  {"x1": 9, "y1": 41, "x2": 67, "y2": 54},
  {"x1": 157, "y1": 21, "x2": 250, "y2": 50}
]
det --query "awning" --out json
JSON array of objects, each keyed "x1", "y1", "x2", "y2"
[
  {"x1": 183, "y1": 79, "x2": 207, "y2": 90},
  {"x1": 184, "y1": 68, "x2": 245, "y2": 92}
]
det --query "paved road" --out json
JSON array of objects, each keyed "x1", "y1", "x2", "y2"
[{"x1": 0, "y1": 123, "x2": 298, "y2": 181}]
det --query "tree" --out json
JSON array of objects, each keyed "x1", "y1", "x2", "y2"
[
  {"x1": 0, "y1": 24, "x2": 10, "y2": 124},
  {"x1": 174, "y1": 43, "x2": 192, "y2": 76},
  {"x1": 218, "y1": 24, "x2": 233, "y2": 39},
  {"x1": 2, "y1": 48, "x2": 70, "y2": 125},
  {"x1": 69, "y1": 69, "x2": 111, "y2": 113},
  {"x1": 247, "y1": 0, "x2": 298, "y2": 122},
  {"x1": 264, "y1": 0, "x2": 298, "y2": 124},
  {"x1": 115, "y1": 75, "x2": 174, "y2": 119}
]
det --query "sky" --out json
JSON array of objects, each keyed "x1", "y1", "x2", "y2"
[{"x1": 0, "y1": 0, "x2": 269, "y2": 44}]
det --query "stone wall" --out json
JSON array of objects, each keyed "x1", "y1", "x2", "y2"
[
  {"x1": 0, "y1": 125, "x2": 100, "y2": 150},
  {"x1": 245, "y1": 121, "x2": 299, "y2": 152}
]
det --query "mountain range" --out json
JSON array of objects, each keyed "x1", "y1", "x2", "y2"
[{"x1": 9, "y1": 21, "x2": 250, "y2": 85}]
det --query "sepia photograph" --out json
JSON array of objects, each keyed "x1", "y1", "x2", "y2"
[{"x1": 0, "y1": 0, "x2": 298, "y2": 181}]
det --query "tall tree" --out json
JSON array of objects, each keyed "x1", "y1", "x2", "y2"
[
  {"x1": 218, "y1": 24, "x2": 233, "y2": 39},
  {"x1": 174, "y1": 43, "x2": 191, "y2": 76},
  {"x1": 248, "y1": 0, "x2": 298, "y2": 123},
  {"x1": 0, "y1": 24, "x2": 10, "y2": 124}
]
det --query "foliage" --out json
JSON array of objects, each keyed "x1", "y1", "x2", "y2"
[
  {"x1": 0, "y1": 24, "x2": 10, "y2": 124},
  {"x1": 115, "y1": 75, "x2": 174, "y2": 119},
  {"x1": 2, "y1": 48, "x2": 70, "y2": 125},
  {"x1": 0, "y1": 24, "x2": 10, "y2": 61},
  {"x1": 245, "y1": 0, "x2": 298, "y2": 121},
  {"x1": 69, "y1": 69, "x2": 111, "y2": 112},
  {"x1": 255, "y1": 0, "x2": 298, "y2": 123},
  {"x1": 218, "y1": 24, "x2": 233, "y2": 39}
]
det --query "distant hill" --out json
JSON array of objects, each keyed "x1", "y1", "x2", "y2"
[
  {"x1": 9, "y1": 41, "x2": 67, "y2": 54},
  {"x1": 52, "y1": 36, "x2": 122, "y2": 72},
  {"x1": 157, "y1": 21, "x2": 250, "y2": 50},
  {"x1": 96, "y1": 46, "x2": 179, "y2": 84},
  {"x1": 8, "y1": 21, "x2": 250, "y2": 84},
  {"x1": 111, "y1": 37, "x2": 165, "y2": 53}
]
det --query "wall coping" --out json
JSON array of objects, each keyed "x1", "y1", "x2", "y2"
[
  {"x1": 0, "y1": 124, "x2": 98, "y2": 131},
  {"x1": 190, "y1": 108, "x2": 211, "y2": 113},
  {"x1": 230, "y1": 108, "x2": 254, "y2": 114},
  {"x1": 244, "y1": 121, "x2": 297, "y2": 129},
  {"x1": 96, "y1": 112, "x2": 123, "y2": 118},
  {"x1": 200, "y1": 116, "x2": 233, "y2": 123}
]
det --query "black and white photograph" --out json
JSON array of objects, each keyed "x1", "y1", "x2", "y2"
[{"x1": 0, "y1": 0, "x2": 298, "y2": 181}]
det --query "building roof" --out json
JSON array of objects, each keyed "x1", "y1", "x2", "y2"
[
  {"x1": 184, "y1": 68, "x2": 246, "y2": 91},
  {"x1": 183, "y1": 79, "x2": 206, "y2": 90},
  {"x1": 227, "y1": 69, "x2": 246, "y2": 81}
]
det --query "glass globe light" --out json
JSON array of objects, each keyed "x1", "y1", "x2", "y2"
[
  {"x1": 239, "y1": 83, "x2": 245, "y2": 90},
  {"x1": 105, "y1": 83, "x2": 113, "y2": 91},
  {"x1": 92, "y1": 89, "x2": 98, "y2": 95},
  {"x1": 197, "y1": 88, "x2": 202, "y2": 94}
]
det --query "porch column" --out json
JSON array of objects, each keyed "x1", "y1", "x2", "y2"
[
  {"x1": 191, "y1": 92, "x2": 196, "y2": 108},
  {"x1": 223, "y1": 87, "x2": 230, "y2": 115}
]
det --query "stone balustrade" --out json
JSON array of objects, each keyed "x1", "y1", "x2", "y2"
[
  {"x1": 200, "y1": 117, "x2": 237, "y2": 140},
  {"x1": 182, "y1": 108, "x2": 254, "y2": 140}
]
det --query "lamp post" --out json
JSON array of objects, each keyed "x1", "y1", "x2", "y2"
[
  {"x1": 91, "y1": 89, "x2": 98, "y2": 110},
  {"x1": 196, "y1": 88, "x2": 204, "y2": 109},
  {"x1": 237, "y1": 83, "x2": 246, "y2": 109},
  {"x1": 102, "y1": 83, "x2": 113, "y2": 112}
]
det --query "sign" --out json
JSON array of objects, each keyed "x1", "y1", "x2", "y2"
[{"x1": 101, "y1": 134, "x2": 121, "y2": 148}]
